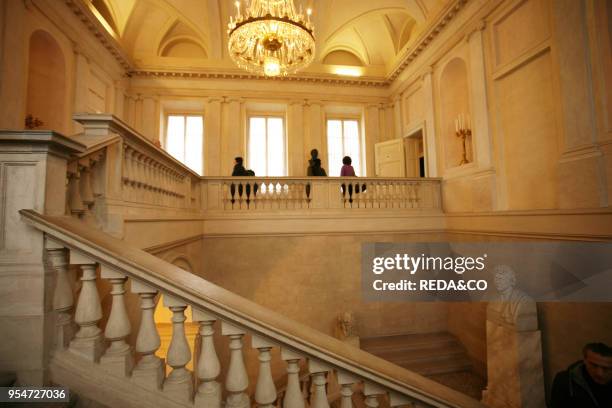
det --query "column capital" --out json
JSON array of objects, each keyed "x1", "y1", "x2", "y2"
[
  {"x1": 421, "y1": 65, "x2": 434, "y2": 80},
  {"x1": 288, "y1": 99, "x2": 306, "y2": 106},
  {"x1": 207, "y1": 97, "x2": 223, "y2": 104},
  {"x1": 466, "y1": 20, "x2": 486, "y2": 42},
  {"x1": 222, "y1": 96, "x2": 243, "y2": 104},
  {"x1": 365, "y1": 103, "x2": 383, "y2": 110}
]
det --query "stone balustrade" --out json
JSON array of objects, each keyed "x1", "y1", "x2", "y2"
[
  {"x1": 21, "y1": 209, "x2": 484, "y2": 408},
  {"x1": 202, "y1": 177, "x2": 442, "y2": 212},
  {"x1": 66, "y1": 114, "x2": 201, "y2": 221}
]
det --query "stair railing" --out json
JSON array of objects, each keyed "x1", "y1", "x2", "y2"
[{"x1": 22, "y1": 210, "x2": 484, "y2": 408}]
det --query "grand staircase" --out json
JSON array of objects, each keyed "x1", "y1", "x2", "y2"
[
  {"x1": 1, "y1": 123, "x2": 480, "y2": 408},
  {"x1": 17, "y1": 209, "x2": 487, "y2": 408}
]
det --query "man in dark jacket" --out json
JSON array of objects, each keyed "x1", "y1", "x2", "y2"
[
  {"x1": 550, "y1": 343, "x2": 612, "y2": 408},
  {"x1": 232, "y1": 156, "x2": 248, "y2": 176}
]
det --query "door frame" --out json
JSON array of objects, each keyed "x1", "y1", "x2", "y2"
[{"x1": 403, "y1": 121, "x2": 428, "y2": 177}]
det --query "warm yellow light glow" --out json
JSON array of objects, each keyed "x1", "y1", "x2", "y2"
[
  {"x1": 264, "y1": 56, "x2": 281, "y2": 77},
  {"x1": 334, "y1": 67, "x2": 363, "y2": 77},
  {"x1": 228, "y1": 0, "x2": 315, "y2": 77}
]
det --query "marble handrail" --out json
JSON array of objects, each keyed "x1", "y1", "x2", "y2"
[
  {"x1": 21, "y1": 209, "x2": 484, "y2": 408},
  {"x1": 201, "y1": 177, "x2": 442, "y2": 211}
]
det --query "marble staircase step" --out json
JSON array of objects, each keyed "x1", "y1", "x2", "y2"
[{"x1": 361, "y1": 332, "x2": 472, "y2": 376}]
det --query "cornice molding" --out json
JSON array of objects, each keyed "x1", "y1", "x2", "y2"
[
  {"x1": 64, "y1": 0, "x2": 133, "y2": 72},
  {"x1": 66, "y1": 0, "x2": 468, "y2": 88},
  {"x1": 130, "y1": 69, "x2": 389, "y2": 88}
]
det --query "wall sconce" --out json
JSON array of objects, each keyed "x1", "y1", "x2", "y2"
[{"x1": 455, "y1": 113, "x2": 471, "y2": 165}]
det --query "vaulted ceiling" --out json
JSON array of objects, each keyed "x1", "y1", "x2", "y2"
[{"x1": 89, "y1": 0, "x2": 448, "y2": 78}]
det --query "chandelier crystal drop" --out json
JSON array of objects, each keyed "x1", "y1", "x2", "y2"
[{"x1": 227, "y1": 0, "x2": 315, "y2": 77}]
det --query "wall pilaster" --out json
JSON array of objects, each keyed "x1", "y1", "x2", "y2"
[
  {"x1": 287, "y1": 100, "x2": 306, "y2": 176},
  {"x1": 552, "y1": 0, "x2": 607, "y2": 208},
  {"x1": 421, "y1": 67, "x2": 439, "y2": 177}
]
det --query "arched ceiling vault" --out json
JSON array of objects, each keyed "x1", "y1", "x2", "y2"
[{"x1": 88, "y1": 0, "x2": 448, "y2": 78}]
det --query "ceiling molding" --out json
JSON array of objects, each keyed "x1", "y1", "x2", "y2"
[
  {"x1": 66, "y1": 0, "x2": 469, "y2": 88},
  {"x1": 131, "y1": 69, "x2": 389, "y2": 88},
  {"x1": 64, "y1": 0, "x2": 133, "y2": 72},
  {"x1": 386, "y1": 0, "x2": 469, "y2": 82}
]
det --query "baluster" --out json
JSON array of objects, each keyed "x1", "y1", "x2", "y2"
[
  {"x1": 79, "y1": 161, "x2": 95, "y2": 207},
  {"x1": 262, "y1": 182, "x2": 271, "y2": 210},
  {"x1": 270, "y1": 182, "x2": 278, "y2": 209},
  {"x1": 223, "y1": 182, "x2": 231, "y2": 210},
  {"x1": 412, "y1": 182, "x2": 420, "y2": 208},
  {"x1": 135, "y1": 153, "x2": 144, "y2": 192},
  {"x1": 238, "y1": 182, "x2": 246, "y2": 210},
  {"x1": 281, "y1": 348, "x2": 306, "y2": 408},
  {"x1": 245, "y1": 181, "x2": 253, "y2": 209},
  {"x1": 398, "y1": 182, "x2": 406, "y2": 209},
  {"x1": 222, "y1": 322, "x2": 249, "y2": 408},
  {"x1": 251, "y1": 180, "x2": 259, "y2": 210},
  {"x1": 150, "y1": 162, "x2": 159, "y2": 205},
  {"x1": 131, "y1": 281, "x2": 164, "y2": 390},
  {"x1": 100, "y1": 266, "x2": 133, "y2": 376},
  {"x1": 337, "y1": 372, "x2": 357, "y2": 408},
  {"x1": 302, "y1": 182, "x2": 310, "y2": 208},
  {"x1": 363, "y1": 383, "x2": 385, "y2": 408},
  {"x1": 122, "y1": 145, "x2": 130, "y2": 185},
  {"x1": 144, "y1": 157, "x2": 152, "y2": 203},
  {"x1": 362, "y1": 182, "x2": 369, "y2": 208},
  {"x1": 163, "y1": 295, "x2": 193, "y2": 402},
  {"x1": 127, "y1": 149, "x2": 138, "y2": 202},
  {"x1": 380, "y1": 183, "x2": 387, "y2": 209},
  {"x1": 388, "y1": 182, "x2": 395, "y2": 208},
  {"x1": 161, "y1": 168, "x2": 169, "y2": 206},
  {"x1": 193, "y1": 309, "x2": 221, "y2": 408},
  {"x1": 69, "y1": 252, "x2": 104, "y2": 361},
  {"x1": 284, "y1": 183, "x2": 292, "y2": 210},
  {"x1": 353, "y1": 182, "x2": 362, "y2": 208},
  {"x1": 309, "y1": 360, "x2": 331, "y2": 408},
  {"x1": 67, "y1": 165, "x2": 84, "y2": 215},
  {"x1": 253, "y1": 335, "x2": 277, "y2": 408},
  {"x1": 46, "y1": 239, "x2": 73, "y2": 349}
]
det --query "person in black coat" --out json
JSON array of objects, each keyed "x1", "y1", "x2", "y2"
[
  {"x1": 550, "y1": 343, "x2": 612, "y2": 408},
  {"x1": 307, "y1": 149, "x2": 327, "y2": 176},
  {"x1": 232, "y1": 156, "x2": 249, "y2": 176}
]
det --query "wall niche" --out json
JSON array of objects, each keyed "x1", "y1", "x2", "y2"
[
  {"x1": 439, "y1": 57, "x2": 473, "y2": 170},
  {"x1": 26, "y1": 30, "x2": 66, "y2": 133}
]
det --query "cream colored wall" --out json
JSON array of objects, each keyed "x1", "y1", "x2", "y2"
[
  {"x1": 198, "y1": 233, "x2": 449, "y2": 338},
  {"x1": 0, "y1": 0, "x2": 126, "y2": 135},
  {"x1": 390, "y1": 0, "x2": 611, "y2": 213}
]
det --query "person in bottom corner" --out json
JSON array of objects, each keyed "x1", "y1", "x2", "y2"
[{"x1": 550, "y1": 342, "x2": 612, "y2": 408}]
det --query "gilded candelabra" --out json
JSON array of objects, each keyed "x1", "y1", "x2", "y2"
[{"x1": 455, "y1": 113, "x2": 471, "y2": 165}]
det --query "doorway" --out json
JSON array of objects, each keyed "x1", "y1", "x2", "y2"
[{"x1": 404, "y1": 129, "x2": 426, "y2": 177}]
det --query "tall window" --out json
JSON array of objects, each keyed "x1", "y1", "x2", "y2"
[
  {"x1": 327, "y1": 118, "x2": 362, "y2": 176},
  {"x1": 165, "y1": 114, "x2": 203, "y2": 175},
  {"x1": 248, "y1": 116, "x2": 286, "y2": 176}
]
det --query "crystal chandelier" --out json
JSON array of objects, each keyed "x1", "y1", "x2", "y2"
[{"x1": 227, "y1": 0, "x2": 315, "y2": 77}]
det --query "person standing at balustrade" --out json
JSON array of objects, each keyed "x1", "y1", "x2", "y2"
[
  {"x1": 307, "y1": 149, "x2": 327, "y2": 176},
  {"x1": 340, "y1": 156, "x2": 356, "y2": 176}
]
